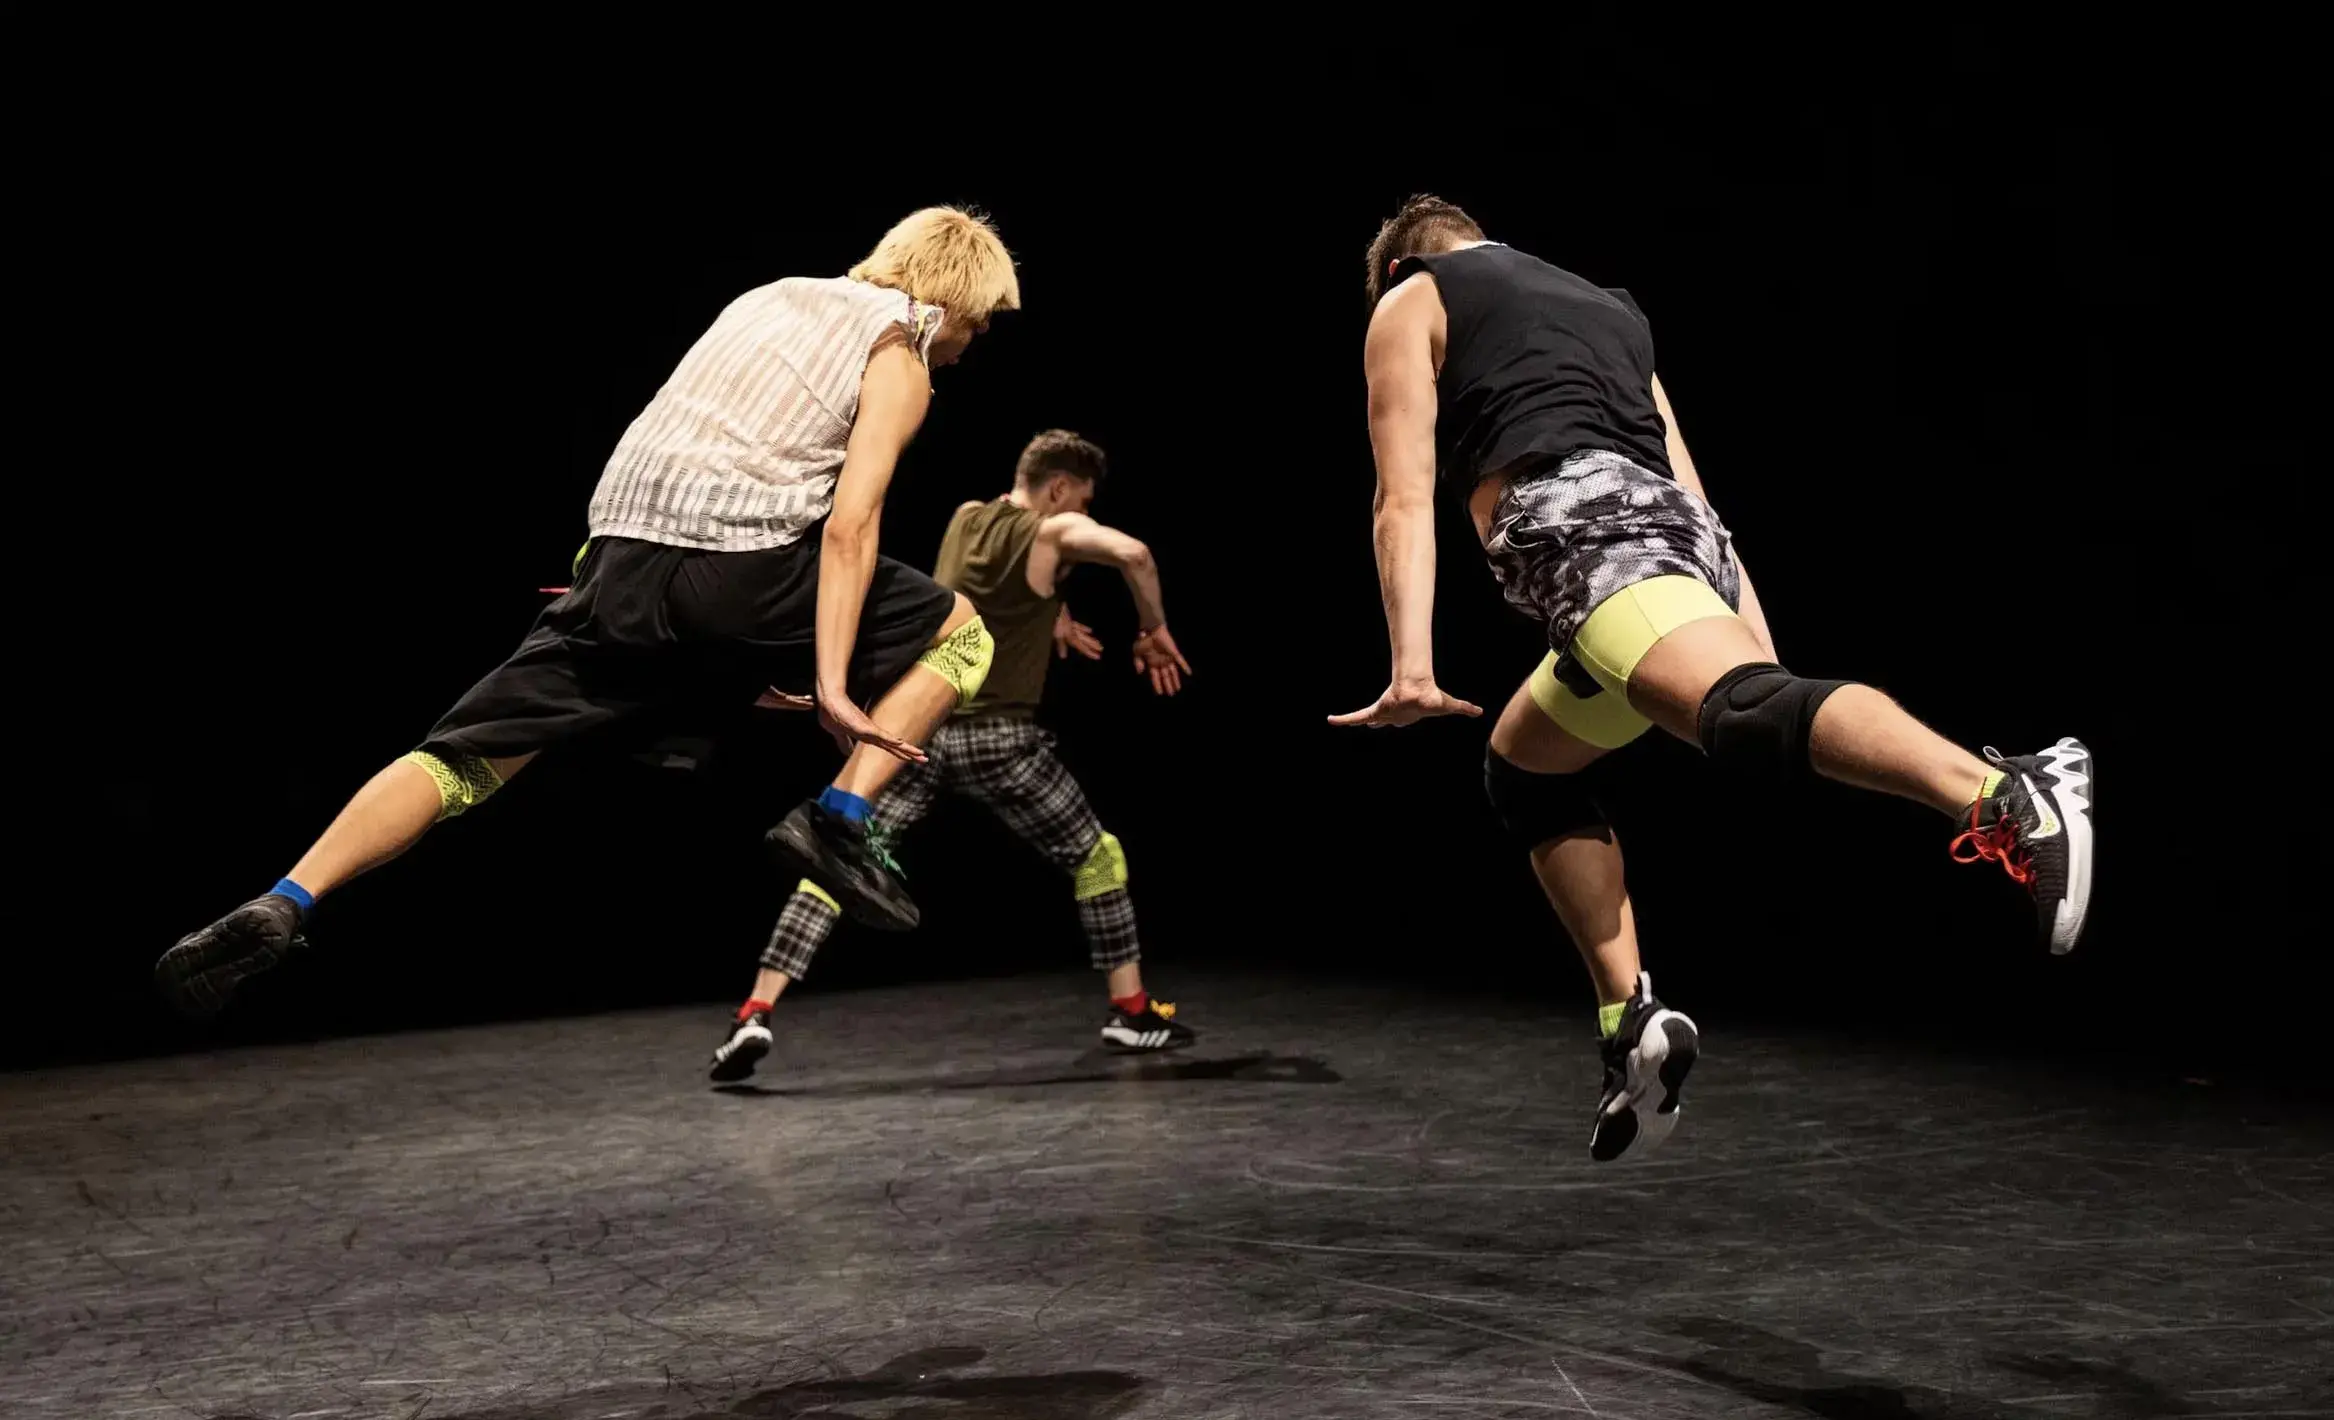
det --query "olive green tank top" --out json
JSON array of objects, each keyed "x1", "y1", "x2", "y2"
[{"x1": 933, "y1": 498, "x2": 1056, "y2": 718}]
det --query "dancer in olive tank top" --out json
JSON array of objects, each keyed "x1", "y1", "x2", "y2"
[{"x1": 711, "y1": 431, "x2": 1198, "y2": 1080}]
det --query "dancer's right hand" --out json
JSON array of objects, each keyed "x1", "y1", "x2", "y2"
[
  {"x1": 1327, "y1": 679, "x2": 1483, "y2": 728},
  {"x1": 817, "y1": 689, "x2": 928, "y2": 763}
]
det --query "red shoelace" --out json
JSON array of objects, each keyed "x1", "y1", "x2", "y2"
[{"x1": 1950, "y1": 804, "x2": 2034, "y2": 884}]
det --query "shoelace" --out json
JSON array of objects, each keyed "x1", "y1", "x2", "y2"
[
  {"x1": 1151, "y1": 1001, "x2": 1176, "y2": 1020},
  {"x1": 1949, "y1": 799, "x2": 2033, "y2": 884},
  {"x1": 862, "y1": 822, "x2": 905, "y2": 877}
]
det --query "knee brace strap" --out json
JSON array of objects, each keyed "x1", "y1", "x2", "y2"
[
  {"x1": 1484, "y1": 748, "x2": 1610, "y2": 849},
  {"x1": 917, "y1": 616, "x2": 994, "y2": 710},
  {"x1": 1072, "y1": 831, "x2": 1128, "y2": 901},
  {"x1": 402, "y1": 749, "x2": 503, "y2": 821},
  {"x1": 1694, "y1": 663, "x2": 1850, "y2": 773}
]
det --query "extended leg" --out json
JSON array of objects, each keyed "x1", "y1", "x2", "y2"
[{"x1": 1602, "y1": 579, "x2": 2093, "y2": 952}]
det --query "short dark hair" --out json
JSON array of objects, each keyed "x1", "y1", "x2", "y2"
[
  {"x1": 1014, "y1": 429, "x2": 1107, "y2": 489},
  {"x1": 1365, "y1": 194, "x2": 1485, "y2": 304}
]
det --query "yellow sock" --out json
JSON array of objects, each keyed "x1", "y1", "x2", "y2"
[{"x1": 1598, "y1": 1001, "x2": 1627, "y2": 1039}]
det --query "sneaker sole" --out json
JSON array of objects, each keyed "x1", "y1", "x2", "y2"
[
  {"x1": 708, "y1": 1024, "x2": 773, "y2": 1082},
  {"x1": 1596, "y1": 1010, "x2": 1699, "y2": 1160},
  {"x1": 2043, "y1": 738, "x2": 2094, "y2": 955},
  {"x1": 1100, "y1": 1029, "x2": 1196, "y2": 1054},
  {"x1": 762, "y1": 821, "x2": 919, "y2": 932}
]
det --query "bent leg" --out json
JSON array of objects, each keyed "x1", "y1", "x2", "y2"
[
  {"x1": 831, "y1": 592, "x2": 985, "y2": 802},
  {"x1": 1488, "y1": 666, "x2": 1634, "y2": 1015}
]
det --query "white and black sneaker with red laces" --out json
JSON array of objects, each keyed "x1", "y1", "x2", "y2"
[
  {"x1": 1101, "y1": 1000, "x2": 1195, "y2": 1053},
  {"x1": 708, "y1": 1005, "x2": 774, "y2": 1082},
  {"x1": 1951, "y1": 738, "x2": 2094, "y2": 955},
  {"x1": 1593, "y1": 972, "x2": 1699, "y2": 1163}
]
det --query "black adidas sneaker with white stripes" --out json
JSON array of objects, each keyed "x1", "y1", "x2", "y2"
[
  {"x1": 1101, "y1": 1000, "x2": 1195, "y2": 1053},
  {"x1": 1951, "y1": 738, "x2": 2095, "y2": 955},
  {"x1": 1592, "y1": 972, "x2": 1698, "y2": 1162},
  {"x1": 708, "y1": 1006, "x2": 774, "y2": 1082}
]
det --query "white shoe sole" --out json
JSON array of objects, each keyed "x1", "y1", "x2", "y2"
[
  {"x1": 709, "y1": 1023, "x2": 773, "y2": 1081},
  {"x1": 1595, "y1": 1009, "x2": 1699, "y2": 1159},
  {"x1": 2042, "y1": 738, "x2": 2094, "y2": 955}
]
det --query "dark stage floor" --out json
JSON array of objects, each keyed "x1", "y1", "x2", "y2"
[{"x1": 4, "y1": 971, "x2": 2328, "y2": 1419}]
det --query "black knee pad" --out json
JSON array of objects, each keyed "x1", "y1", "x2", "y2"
[
  {"x1": 1695, "y1": 663, "x2": 1850, "y2": 774},
  {"x1": 1485, "y1": 748, "x2": 1610, "y2": 850}
]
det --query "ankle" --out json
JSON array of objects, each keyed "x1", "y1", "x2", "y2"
[{"x1": 1111, "y1": 990, "x2": 1149, "y2": 1016}]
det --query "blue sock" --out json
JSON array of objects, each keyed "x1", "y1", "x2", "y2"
[
  {"x1": 817, "y1": 786, "x2": 873, "y2": 825},
  {"x1": 270, "y1": 877, "x2": 316, "y2": 916}
]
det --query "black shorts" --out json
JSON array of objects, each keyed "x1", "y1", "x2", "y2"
[{"x1": 420, "y1": 532, "x2": 955, "y2": 762}]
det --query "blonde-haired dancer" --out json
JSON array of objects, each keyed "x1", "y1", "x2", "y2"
[{"x1": 159, "y1": 208, "x2": 1022, "y2": 1018}]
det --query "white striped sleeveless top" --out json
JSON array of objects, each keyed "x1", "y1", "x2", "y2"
[{"x1": 587, "y1": 277, "x2": 942, "y2": 551}]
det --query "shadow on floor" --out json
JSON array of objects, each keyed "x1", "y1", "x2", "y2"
[
  {"x1": 1656, "y1": 1318, "x2": 2202, "y2": 1419},
  {"x1": 263, "y1": 1346, "x2": 1148, "y2": 1420},
  {"x1": 714, "y1": 1050, "x2": 1342, "y2": 1098}
]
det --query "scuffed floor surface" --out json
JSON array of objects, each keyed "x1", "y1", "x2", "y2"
[{"x1": 4, "y1": 971, "x2": 2328, "y2": 1418}]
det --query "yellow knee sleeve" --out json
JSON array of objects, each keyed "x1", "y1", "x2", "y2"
[
  {"x1": 402, "y1": 750, "x2": 504, "y2": 821},
  {"x1": 1072, "y1": 831, "x2": 1128, "y2": 901},
  {"x1": 1527, "y1": 575, "x2": 1738, "y2": 750},
  {"x1": 917, "y1": 616, "x2": 994, "y2": 710}
]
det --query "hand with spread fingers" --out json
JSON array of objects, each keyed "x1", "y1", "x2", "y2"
[{"x1": 1132, "y1": 624, "x2": 1194, "y2": 697}]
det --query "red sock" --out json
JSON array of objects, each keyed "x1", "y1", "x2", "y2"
[
  {"x1": 1111, "y1": 991, "x2": 1149, "y2": 1017},
  {"x1": 738, "y1": 998, "x2": 774, "y2": 1020}
]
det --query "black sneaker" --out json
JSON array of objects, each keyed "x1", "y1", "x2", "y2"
[
  {"x1": 708, "y1": 1006, "x2": 774, "y2": 1082},
  {"x1": 1592, "y1": 972, "x2": 1699, "y2": 1162},
  {"x1": 155, "y1": 894, "x2": 308, "y2": 1020},
  {"x1": 1101, "y1": 999, "x2": 1195, "y2": 1053},
  {"x1": 1952, "y1": 738, "x2": 2094, "y2": 955},
  {"x1": 763, "y1": 802, "x2": 918, "y2": 932}
]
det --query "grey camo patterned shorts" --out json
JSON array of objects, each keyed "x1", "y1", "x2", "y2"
[{"x1": 1483, "y1": 449, "x2": 1741, "y2": 656}]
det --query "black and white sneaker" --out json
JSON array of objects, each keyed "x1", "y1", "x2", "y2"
[
  {"x1": 708, "y1": 1006, "x2": 774, "y2": 1082},
  {"x1": 1592, "y1": 972, "x2": 1698, "y2": 1162},
  {"x1": 1952, "y1": 738, "x2": 2095, "y2": 955},
  {"x1": 764, "y1": 802, "x2": 918, "y2": 932},
  {"x1": 1101, "y1": 1000, "x2": 1195, "y2": 1053},
  {"x1": 155, "y1": 894, "x2": 308, "y2": 1020}
]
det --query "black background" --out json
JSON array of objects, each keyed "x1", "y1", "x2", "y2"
[{"x1": 35, "y1": 42, "x2": 2323, "y2": 1078}]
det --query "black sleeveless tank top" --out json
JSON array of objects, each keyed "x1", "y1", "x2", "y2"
[{"x1": 1390, "y1": 244, "x2": 1670, "y2": 488}]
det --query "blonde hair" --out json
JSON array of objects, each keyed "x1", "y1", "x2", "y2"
[{"x1": 849, "y1": 206, "x2": 1021, "y2": 317}]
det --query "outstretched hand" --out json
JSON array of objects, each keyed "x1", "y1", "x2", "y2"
[
  {"x1": 1053, "y1": 605, "x2": 1104, "y2": 661},
  {"x1": 1132, "y1": 624, "x2": 1194, "y2": 697},
  {"x1": 817, "y1": 688, "x2": 928, "y2": 763},
  {"x1": 1328, "y1": 679, "x2": 1483, "y2": 728}
]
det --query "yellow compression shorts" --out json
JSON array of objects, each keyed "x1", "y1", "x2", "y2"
[{"x1": 1526, "y1": 575, "x2": 1737, "y2": 749}]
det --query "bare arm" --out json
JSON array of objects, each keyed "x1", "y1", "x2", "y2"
[
  {"x1": 1329, "y1": 279, "x2": 1481, "y2": 727},
  {"x1": 1040, "y1": 513, "x2": 1193, "y2": 695},
  {"x1": 1652, "y1": 373, "x2": 1775, "y2": 660},
  {"x1": 1044, "y1": 514, "x2": 1167, "y2": 630},
  {"x1": 813, "y1": 341, "x2": 931, "y2": 751}
]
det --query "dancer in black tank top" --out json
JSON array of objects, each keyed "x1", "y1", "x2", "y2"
[{"x1": 1330, "y1": 196, "x2": 2096, "y2": 1162}]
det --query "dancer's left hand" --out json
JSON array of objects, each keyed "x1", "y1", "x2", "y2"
[{"x1": 1133, "y1": 624, "x2": 1193, "y2": 696}]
